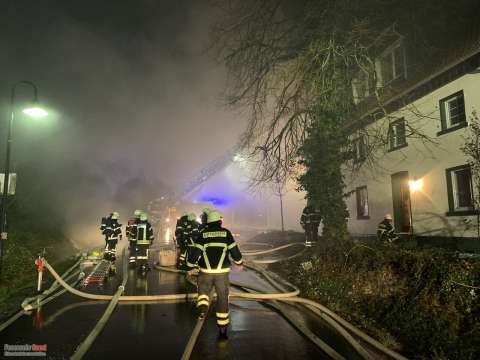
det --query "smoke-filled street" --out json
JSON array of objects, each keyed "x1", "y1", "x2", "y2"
[{"x1": 2, "y1": 0, "x2": 480, "y2": 359}]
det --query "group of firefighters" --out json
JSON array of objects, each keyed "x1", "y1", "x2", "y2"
[
  {"x1": 99, "y1": 207, "x2": 243, "y2": 340},
  {"x1": 100, "y1": 209, "x2": 154, "y2": 273},
  {"x1": 99, "y1": 203, "x2": 397, "y2": 341}
]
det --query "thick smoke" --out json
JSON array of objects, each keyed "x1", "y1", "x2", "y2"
[{"x1": 0, "y1": 1, "x2": 302, "y2": 249}]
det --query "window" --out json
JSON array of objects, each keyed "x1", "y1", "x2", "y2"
[
  {"x1": 376, "y1": 41, "x2": 406, "y2": 86},
  {"x1": 446, "y1": 165, "x2": 475, "y2": 215},
  {"x1": 356, "y1": 186, "x2": 369, "y2": 219},
  {"x1": 439, "y1": 90, "x2": 466, "y2": 134},
  {"x1": 388, "y1": 118, "x2": 407, "y2": 151},
  {"x1": 353, "y1": 136, "x2": 366, "y2": 163},
  {"x1": 352, "y1": 70, "x2": 372, "y2": 104}
]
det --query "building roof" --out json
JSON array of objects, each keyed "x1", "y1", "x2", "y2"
[{"x1": 349, "y1": 23, "x2": 480, "y2": 130}]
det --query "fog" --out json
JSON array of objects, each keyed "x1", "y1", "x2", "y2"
[{"x1": 0, "y1": 0, "x2": 305, "y2": 248}]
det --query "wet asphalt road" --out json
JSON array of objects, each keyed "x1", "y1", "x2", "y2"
[{"x1": 1, "y1": 250, "x2": 359, "y2": 360}]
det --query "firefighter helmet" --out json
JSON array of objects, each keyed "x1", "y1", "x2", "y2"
[
  {"x1": 140, "y1": 213, "x2": 148, "y2": 221},
  {"x1": 202, "y1": 207, "x2": 212, "y2": 215},
  {"x1": 188, "y1": 213, "x2": 196, "y2": 221},
  {"x1": 111, "y1": 212, "x2": 120, "y2": 220},
  {"x1": 384, "y1": 213, "x2": 393, "y2": 220},
  {"x1": 134, "y1": 209, "x2": 142, "y2": 217},
  {"x1": 207, "y1": 210, "x2": 223, "y2": 223}
]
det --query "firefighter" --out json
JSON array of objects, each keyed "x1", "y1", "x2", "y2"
[
  {"x1": 175, "y1": 212, "x2": 189, "y2": 268},
  {"x1": 102, "y1": 211, "x2": 122, "y2": 272},
  {"x1": 126, "y1": 209, "x2": 142, "y2": 266},
  {"x1": 134, "y1": 212, "x2": 154, "y2": 273},
  {"x1": 187, "y1": 209, "x2": 243, "y2": 340},
  {"x1": 199, "y1": 207, "x2": 212, "y2": 232},
  {"x1": 184, "y1": 212, "x2": 199, "y2": 265},
  {"x1": 377, "y1": 213, "x2": 399, "y2": 243},
  {"x1": 300, "y1": 204, "x2": 322, "y2": 247}
]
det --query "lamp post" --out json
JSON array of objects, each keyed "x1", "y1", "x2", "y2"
[
  {"x1": 272, "y1": 178, "x2": 286, "y2": 232},
  {"x1": 0, "y1": 81, "x2": 48, "y2": 273}
]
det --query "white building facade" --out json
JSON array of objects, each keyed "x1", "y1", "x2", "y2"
[{"x1": 344, "y1": 43, "x2": 480, "y2": 249}]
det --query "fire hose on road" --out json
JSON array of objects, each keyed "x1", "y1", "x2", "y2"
[
  {"x1": 22, "y1": 242, "x2": 406, "y2": 360},
  {"x1": 0, "y1": 257, "x2": 84, "y2": 333}
]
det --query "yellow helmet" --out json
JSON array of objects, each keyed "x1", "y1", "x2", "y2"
[{"x1": 207, "y1": 210, "x2": 223, "y2": 223}]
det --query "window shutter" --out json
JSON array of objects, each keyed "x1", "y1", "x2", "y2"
[
  {"x1": 439, "y1": 100, "x2": 447, "y2": 131},
  {"x1": 398, "y1": 121, "x2": 406, "y2": 145},
  {"x1": 445, "y1": 169, "x2": 454, "y2": 212}
]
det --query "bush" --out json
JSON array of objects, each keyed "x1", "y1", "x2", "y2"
[{"x1": 270, "y1": 242, "x2": 480, "y2": 359}]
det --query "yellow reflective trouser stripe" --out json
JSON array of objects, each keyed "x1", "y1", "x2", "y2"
[
  {"x1": 227, "y1": 242, "x2": 237, "y2": 249},
  {"x1": 198, "y1": 295, "x2": 209, "y2": 301},
  {"x1": 137, "y1": 240, "x2": 150, "y2": 245},
  {"x1": 217, "y1": 319, "x2": 230, "y2": 326},
  {"x1": 216, "y1": 312, "x2": 229, "y2": 319},
  {"x1": 197, "y1": 300, "x2": 209, "y2": 307}
]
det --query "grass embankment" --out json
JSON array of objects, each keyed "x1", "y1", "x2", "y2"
[
  {"x1": 0, "y1": 229, "x2": 77, "y2": 320},
  {"x1": 250, "y1": 231, "x2": 480, "y2": 360}
]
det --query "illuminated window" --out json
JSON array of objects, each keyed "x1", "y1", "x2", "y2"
[
  {"x1": 446, "y1": 165, "x2": 474, "y2": 214},
  {"x1": 356, "y1": 186, "x2": 369, "y2": 219}
]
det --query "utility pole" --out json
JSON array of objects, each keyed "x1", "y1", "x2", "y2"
[{"x1": 279, "y1": 192, "x2": 285, "y2": 232}]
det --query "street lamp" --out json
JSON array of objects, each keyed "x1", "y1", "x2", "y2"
[{"x1": 0, "y1": 81, "x2": 48, "y2": 273}]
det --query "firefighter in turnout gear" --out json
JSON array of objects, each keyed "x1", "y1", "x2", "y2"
[
  {"x1": 199, "y1": 207, "x2": 212, "y2": 233},
  {"x1": 377, "y1": 213, "x2": 399, "y2": 243},
  {"x1": 187, "y1": 209, "x2": 243, "y2": 340},
  {"x1": 101, "y1": 212, "x2": 122, "y2": 273},
  {"x1": 176, "y1": 212, "x2": 190, "y2": 268},
  {"x1": 300, "y1": 205, "x2": 322, "y2": 247},
  {"x1": 184, "y1": 213, "x2": 199, "y2": 268},
  {"x1": 126, "y1": 209, "x2": 142, "y2": 266},
  {"x1": 134, "y1": 212, "x2": 154, "y2": 273}
]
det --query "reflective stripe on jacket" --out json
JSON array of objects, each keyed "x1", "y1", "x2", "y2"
[{"x1": 187, "y1": 223, "x2": 243, "y2": 273}]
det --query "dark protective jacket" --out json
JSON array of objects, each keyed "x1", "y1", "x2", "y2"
[
  {"x1": 175, "y1": 215, "x2": 189, "y2": 245},
  {"x1": 126, "y1": 217, "x2": 140, "y2": 241},
  {"x1": 377, "y1": 219, "x2": 398, "y2": 243},
  {"x1": 134, "y1": 220, "x2": 154, "y2": 245},
  {"x1": 101, "y1": 216, "x2": 122, "y2": 241},
  {"x1": 185, "y1": 220, "x2": 199, "y2": 246},
  {"x1": 187, "y1": 221, "x2": 243, "y2": 274},
  {"x1": 300, "y1": 206, "x2": 322, "y2": 228}
]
